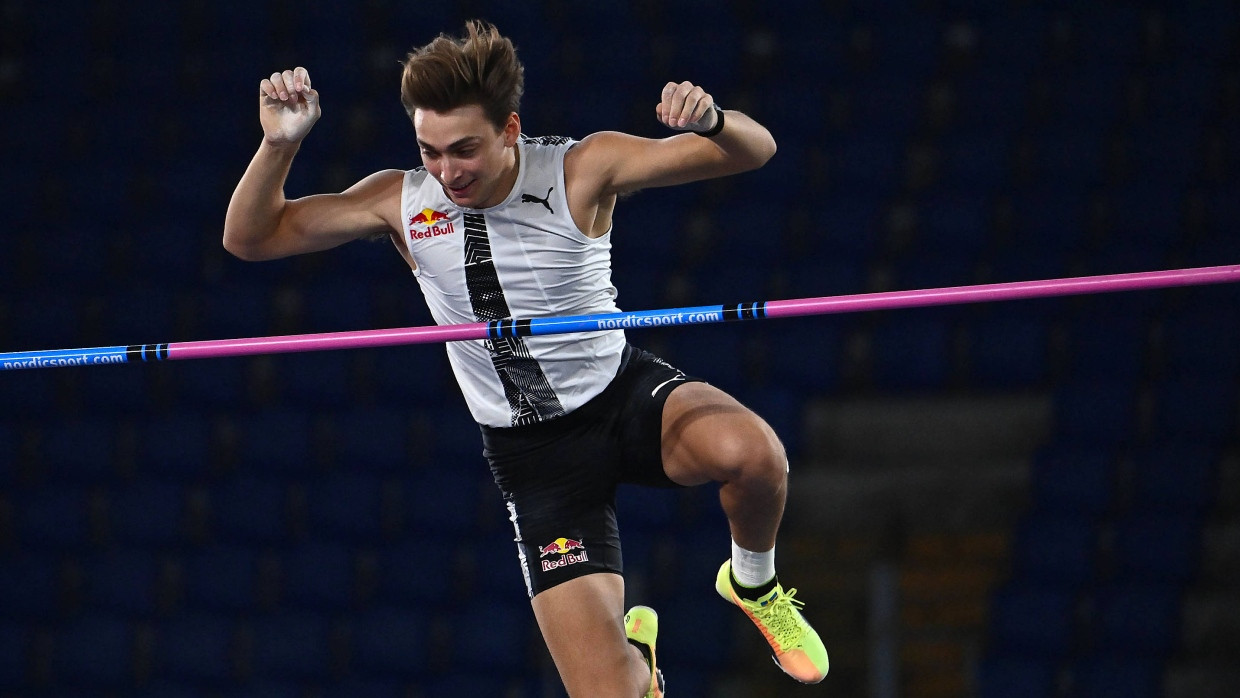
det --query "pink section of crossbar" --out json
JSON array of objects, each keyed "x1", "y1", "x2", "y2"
[
  {"x1": 763, "y1": 265, "x2": 1240, "y2": 319},
  {"x1": 167, "y1": 319, "x2": 491, "y2": 360}
]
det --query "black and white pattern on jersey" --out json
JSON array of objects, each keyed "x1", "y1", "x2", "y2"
[
  {"x1": 520, "y1": 135, "x2": 571, "y2": 147},
  {"x1": 462, "y1": 213, "x2": 566, "y2": 426}
]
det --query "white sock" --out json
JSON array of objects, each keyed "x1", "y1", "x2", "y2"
[{"x1": 730, "y1": 539, "x2": 776, "y2": 587}]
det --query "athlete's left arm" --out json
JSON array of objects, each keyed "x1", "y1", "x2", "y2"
[{"x1": 567, "y1": 81, "x2": 777, "y2": 197}]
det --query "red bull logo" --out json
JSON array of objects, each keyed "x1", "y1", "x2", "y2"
[
  {"x1": 538, "y1": 536, "x2": 588, "y2": 572},
  {"x1": 408, "y1": 208, "x2": 456, "y2": 240}
]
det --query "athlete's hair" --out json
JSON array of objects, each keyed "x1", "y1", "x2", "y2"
[{"x1": 400, "y1": 20, "x2": 524, "y2": 131}]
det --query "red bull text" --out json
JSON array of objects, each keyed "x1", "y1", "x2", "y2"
[
  {"x1": 408, "y1": 208, "x2": 456, "y2": 240},
  {"x1": 538, "y1": 537, "x2": 588, "y2": 572}
]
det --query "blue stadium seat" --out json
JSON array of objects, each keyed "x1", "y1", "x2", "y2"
[
  {"x1": 617, "y1": 488, "x2": 679, "y2": 535},
  {"x1": 0, "y1": 425, "x2": 15, "y2": 486},
  {"x1": 937, "y1": 132, "x2": 1011, "y2": 189},
  {"x1": 127, "y1": 225, "x2": 208, "y2": 290},
  {"x1": 11, "y1": 292, "x2": 83, "y2": 352},
  {"x1": 871, "y1": 314, "x2": 954, "y2": 391},
  {"x1": 307, "y1": 472, "x2": 388, "y2": 541},
  {"x1": 428, "y1": 674, "x2": 514, "y2": 695},
  {"x1": 182, "y1": 545, "x2": 265, "y2": 613},
  {"x1": 17, "y1": 488, "x2": 91, "y2": 551},
  {"x1": 210, "y1": 476, "x2": 293, "y2": 545},
  {"x1": 969, "y1": 315, "x2": 1051, "y2": 389},
  {"x1": 301, "y1": 281, "x2": 377, "y2": 333},
  {"x1": 0, "y1": 622, "x2": 25, "y2": 688},
  {"x1": 988, "y1": 244, "x2": 1070, "y2": 286},
  {"x1": 234, "y1": 410, "x2": 314, "y2": 475},
  {"x1": 349, "y1": 606, "x2": 428, "y2": 677},
  {"x1": 172, "y1": 360, "x2": 249, "y2": 410},
  {"x1": 976, "y1": 655, "x2": 1058, "y2": 698},
  {"x1": 660, "y1": 324, "x2": 744, "y2": 388},
  {"x1": 658, "y1": 593, "x2": 733, "y2": 668},
  {"x1": 374, "y1": 540, "x2": 449, "y2": 605},
  {"x1": 987, "y1": 584, "x2": 1077, "y2": 659},
  {"x1": 78, "y1": 364, "x2": 154, "y2": 417},
  {"x1": 1064, "y1": 314, "x2": 1147, "y2": 382},
  {"x1": 1112, "y1": 513, "x2": 1201, "y2": 584},
  {"x1": 851, "y1": 79, "x2": 927, "y2": 136},
  {"x1": 1028, "y1": 446, "x2": 1117, "y2": 515},
  {"x1": 405, "y1": 469, "x2": 485, "y2": 536},
  {"x1": 830, "y1": 136, "x2": 904, "y2": 188},
  {"x1": 51, "y1": 614, "x2": 135, "y2": 688},
  {"x1": 137, "y1": 414, "x2": 212, "y2": 482},
  {"x1": 1052, "y1": 380, "x2": 1139, "y2": 446},
  {"x1": 153, "y1": 613, "x2": 239, "y2": 685},
  {"x1": 1067, "y1": 654, "x2": 1160, "y2": 698},
  {"x1": 327, "y1": 408, "x2": 410, "y2": 473},
  {"x1": 1008, "y1": 188, "x2": 1090, "y2": 257},
  {"x1": 761, "y1": 321, "x2": 845, "y2": 395},
  {"x1": 813, "y1": 187, "x2": 885, "y2": 258},
  {"x1": 41, "y1": 419, "x2": 117, "y2": 485},
  {"x1": 1021, "y1": 128, "x2": 1106, "y2": 188},
  {"x1": 370, "y1": 346, "x2": 455, "y2": 409},
  {"x1": 1160, "y1": 310, "x2": 1240, "y2": 382},
  {"x1": 320, "y1": 678, "x2": 410, "y2": 698},
  {"x1": 198, "y1": 284, "x2": 273, "y2": 340},
  {"x1": 1150, "y1": 377, "x2": 1237, "y2": 442},
  {"x1": 448, "y1": 599, "x2": 528, "y2": 672},
  {"x1": 0, "y1": 553, "x2": 61, "y2": 620},
  {"x1": 1009, "y1": 513, "x2": 1098, "y2": 590},
  {"x1": 82, "y1": 548, "x2": 158, "y2": 617},
  {"x1": 248, "y1": 611, "x2": 333, "y2": 680},
  {"x1": 280, "y1": 541, "x2": 358, "y2": 611},
  {"x1": 277, "y1": 351, "x2": 355, "y2": 408},
  {"x1": 108, "y1": 481, "x2": 188, "y2": 547},
  {"x1": 227, "y1": 680, "x2": 305, "y2": 698},
  {"x1": 1129, "y1": 442, "x2": 1219, "y2": 514},
  {"x1": 953, "y1": 69, "x2": 1031, "y2": 140},
  {"x1": 1087, "y1": 584, "x2": 1181, "y2": 659},
  {"x1": 919, "y1": 190, "x2": 992, "y2": 257}
]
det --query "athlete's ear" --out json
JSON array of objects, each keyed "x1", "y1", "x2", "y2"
[{"x1": 502, "y1": 112, "x2": 521, "y2": 147}]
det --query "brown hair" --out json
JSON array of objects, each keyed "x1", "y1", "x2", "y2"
[{"x1": 400, "y1": 20, "x2": 525, "y2": 131}]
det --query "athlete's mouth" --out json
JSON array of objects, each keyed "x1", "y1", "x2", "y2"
[{"x1": 446, "y1": 179, "x2": 475, "y2": 196}]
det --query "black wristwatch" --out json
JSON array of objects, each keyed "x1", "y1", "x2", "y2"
[{"x1": 696, "y1": 103, "x2": 725, "y2": 138}]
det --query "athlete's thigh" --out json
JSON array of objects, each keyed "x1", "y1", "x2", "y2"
[
  {"x1": 530, "y1": 572, "x2": 634, "y2": 694},
  {"x1": 660, "y1": 381, "x2": 785, "y2": 486}
]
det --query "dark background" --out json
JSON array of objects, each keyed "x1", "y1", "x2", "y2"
[{"x1": 1, "y1": 1, "x2": 1238, "y2": 696}]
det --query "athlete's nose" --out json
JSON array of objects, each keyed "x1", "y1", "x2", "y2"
[{"x1": 439, "y1": 156, "x2": 460, "y2": 185}]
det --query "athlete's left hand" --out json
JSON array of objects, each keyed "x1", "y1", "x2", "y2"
[{"x1": 656, "y1": 81, "x2": 719, "y2": 133}]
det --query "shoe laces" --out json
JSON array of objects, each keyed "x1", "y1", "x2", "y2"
[{"x1": 748, "y1": 587, "x2": 808, "y2": 650}]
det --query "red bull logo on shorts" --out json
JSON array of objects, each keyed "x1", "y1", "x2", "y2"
[
  {"x1": 538, "y1": 536, "x2": 588, "y2": 572},
  {"x1": 408, "y1": 208, "x2": 456, "y2": 240}
]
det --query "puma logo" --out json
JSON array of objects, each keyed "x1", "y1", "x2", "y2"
[{"x1": 521, "y1": 187, "x2": 554, "y2": 214}]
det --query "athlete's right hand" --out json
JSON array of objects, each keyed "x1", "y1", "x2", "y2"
[{"x1": 259, "y1": 67, "x2": 320, "y2": 145}]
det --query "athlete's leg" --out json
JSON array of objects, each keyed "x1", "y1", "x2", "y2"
[
  {"x1": 659, "y1": 380, "x2": 829, "y2": 684},
  {"x1": 659, "y1": 381, "x2": 787, "y2": 551},
  {"x1": 530, "y1": 572, "x2": 654, "y2": 698}
]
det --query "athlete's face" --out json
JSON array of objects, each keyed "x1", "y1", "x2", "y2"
[{"x1": 414, "y1": 104, "x2": 520, "y2": 209}]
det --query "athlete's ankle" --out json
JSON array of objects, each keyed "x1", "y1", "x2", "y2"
[{"x1": 730, "y1": 568, "x2": 779, "y2": 601}]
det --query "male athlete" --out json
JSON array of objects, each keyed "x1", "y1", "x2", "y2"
[{"x1": 223, "y1": 21, "x2": 827, "y2": 697}]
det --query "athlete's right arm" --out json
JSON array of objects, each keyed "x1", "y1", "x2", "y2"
[{"x1": 223, "y1": 67, "x2": 402, "y2": 262}]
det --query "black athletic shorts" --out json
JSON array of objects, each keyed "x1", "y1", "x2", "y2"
[{"x1": 480, "y1": 345, "x2": 702, "y2": 598}]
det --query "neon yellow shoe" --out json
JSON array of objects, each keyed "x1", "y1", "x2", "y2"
[
  {"x1": 715, "y1": 560, "x2": 829, "y2": 683},
  {"x1": 624, "y1": 605, "x2": 666, "y2": 698}
]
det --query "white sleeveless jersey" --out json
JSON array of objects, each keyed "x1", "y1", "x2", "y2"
[{"x1": 399, "y1": 135, "x2": 627, "y2": 427}]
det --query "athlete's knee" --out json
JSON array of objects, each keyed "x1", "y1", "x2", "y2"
[{"x1": 708, "y1": 415, "x2": 787, "y2": 484}]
